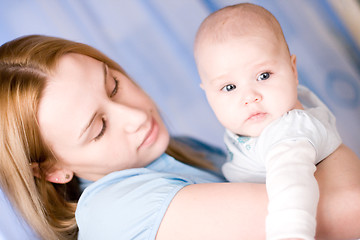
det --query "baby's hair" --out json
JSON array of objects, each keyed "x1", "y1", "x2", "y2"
[{"x1": 194, "y1": 3, "x2": 289, "y2": 57}]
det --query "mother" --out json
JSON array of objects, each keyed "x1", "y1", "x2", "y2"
[{"x1": 0, "y1": 35, "x2": 359, "y2": 240}]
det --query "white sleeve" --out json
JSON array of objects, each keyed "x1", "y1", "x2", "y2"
[{"x1": 265, "y1": 139, "x2": 318, "y2": 240}]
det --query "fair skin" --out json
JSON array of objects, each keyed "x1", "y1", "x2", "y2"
[
  {"x1": 157, "y1": 144, "x2": 360, "y2": 240},
  {"x1": 194, "y1": 11, "x2": 328, "y2": 240},
  {"x1": 37, "y1": 53, "x2": 360, "y2": 239},
  {"x1": 197, "y1": 31, "x2": 302, "y2": 137},
  {"x1": 37, "y1": 53, "x2": 170, "y2": 182}
]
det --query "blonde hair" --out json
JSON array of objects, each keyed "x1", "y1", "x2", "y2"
[{"x1": 0, "y1": 35, "x2": 213, "y2": 239}]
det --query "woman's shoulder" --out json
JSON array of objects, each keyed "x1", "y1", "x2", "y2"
[
  {"x1": 76, "y1": 147, "x2": 225, "y2": 239},
  {"x1": 76, "y1": 168, "x2": 191, "y2": 239}
]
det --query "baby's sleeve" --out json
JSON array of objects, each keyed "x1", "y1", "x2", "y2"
[
  {"x1": 259, "y1": 110, "x2": 338, "y2": 240},
  {"x1": 76, "y1": 169, "x2": 192, "y2": 240},
  {"x1": 260, "y1": 109, "x2": 341, "y2": 164},
  {"x1": 265, "y1": 139, "x2": 318, "y2": 240}
]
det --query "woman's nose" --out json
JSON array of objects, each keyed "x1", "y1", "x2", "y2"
[{"x1": 109, "y1": 102, "x2": 147, "y2": 133}]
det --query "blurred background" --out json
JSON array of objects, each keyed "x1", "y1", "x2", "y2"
[{"x1": 1, "y1": 0, "x2": 359, "y2": 156}]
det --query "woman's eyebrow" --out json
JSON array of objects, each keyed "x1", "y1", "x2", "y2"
[
  {"x1": 78, "y1": 63, "x2": 108, "y2": 140},
  {"x1": 79, "y1": 112, "x2": 97, "y2": 140},
  {"x1": 103, "y1": 63, "x2": 108, "y2": 86}
]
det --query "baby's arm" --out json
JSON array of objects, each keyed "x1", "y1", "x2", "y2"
[
  {"x1": 266, "y1": 139, "x2": 318, "y2": 240},
  {"x1": 156, "y1": 144, "x2": 360, "y2": 240}
]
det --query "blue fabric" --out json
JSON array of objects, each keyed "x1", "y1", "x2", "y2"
[
  {"x1": 0, "y1": 137, "x2": 225, "y2": 240},
  {"x1": 0, "y1": 189, "x2": 39, "y2": 240},
  {"x1": 76, "y1": 139, "x2": 226, "y2": 240}
]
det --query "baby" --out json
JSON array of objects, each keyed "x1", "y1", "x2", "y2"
[{"x1": 194, "y1": 3, "x2": 342, "y2": 240}]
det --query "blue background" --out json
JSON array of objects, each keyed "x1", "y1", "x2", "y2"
[
  {"x1": 1, "y1": 0, "x2": 359, "y2": 156},
  {"x1": 0, "y1": 1, "x2": 360, "y2": 238}
]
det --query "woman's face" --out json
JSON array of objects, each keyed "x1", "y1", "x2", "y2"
[{"x1": 37, "y1": 53, "x2": 169, "y2": 181}]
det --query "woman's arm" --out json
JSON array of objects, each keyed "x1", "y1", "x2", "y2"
[
  {"x1": 156, "y1": 144, "x2": 360, "y2": 240},
  {"x1": 157, "y1": 182, "x2": 268, "y2": 240},
  {"x1": 315, "y1": 144, "x2": 360, "y2": 240}
]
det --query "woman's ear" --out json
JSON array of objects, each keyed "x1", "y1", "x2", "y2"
[
  {"x1": 30, "y1": 162, "x2": 74, "y2": 184},
  {"x1": 45, "y1": 169, "x2": 74, "y2": 184}
]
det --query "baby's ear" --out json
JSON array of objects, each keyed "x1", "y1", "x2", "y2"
[
  {"x1": 31, "y1": 162, "x2": 73, "y2": 184},
  {"x1": 290, "y1": 54, "x2": 299, "y2": 84}
]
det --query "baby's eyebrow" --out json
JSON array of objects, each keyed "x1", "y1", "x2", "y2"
[
  {"x1": 208, "y1": 73, "x2": 228, "y2": 84},
  {"x1": 78, "y1": 63, "x2": 107, "y2": 139},
  {"x1": 252, "y1": 59, "x2": 277, "y2": 69}
]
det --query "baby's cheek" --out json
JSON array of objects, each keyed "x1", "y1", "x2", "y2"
[{"x1": 218, "y1": 113, "x2": 239, "y2": 130}]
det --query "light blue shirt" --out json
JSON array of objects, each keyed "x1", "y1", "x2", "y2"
[{"x1": 76, "y1": 137, "x2": 226, "y2": 240}]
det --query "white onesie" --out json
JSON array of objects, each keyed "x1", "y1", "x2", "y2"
[{"x1": 222, "y1": 85, "x2": 342, "y2": 240}]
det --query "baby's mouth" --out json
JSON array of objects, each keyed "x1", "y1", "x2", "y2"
[{"x1": 247, "y1": 112, "x2": 267, "y2": 121}]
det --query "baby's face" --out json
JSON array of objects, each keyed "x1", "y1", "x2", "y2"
[{"x1": 196, "y1": 34, "x2": 299, "y2": 137}]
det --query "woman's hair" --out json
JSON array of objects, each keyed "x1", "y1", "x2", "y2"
[{"x1": 0, "y1": 35, "x2": 212, "y2": 239}]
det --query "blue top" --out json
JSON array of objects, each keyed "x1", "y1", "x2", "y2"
[{"x1": 76, "y1": 137, "x2": 227, "y2": 240}]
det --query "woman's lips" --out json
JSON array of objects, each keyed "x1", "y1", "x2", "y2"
[{"x1": 138, "y1": 117, "x2": 159, "y2": 150}]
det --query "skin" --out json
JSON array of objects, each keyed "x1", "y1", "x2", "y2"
[
  {"x1": 192, "y1": 4, "x2": 360, "y2": 240},
  {"x1": 157, "y1": 144, "x2": 360, "y2": 240},
  {"x1": 197, "y1": 27, "x2": 302, "y2": 137},
  {"x1": 37, "y1": 53, "x2": 170, "y2": 182},
  {"x1": 37, "y1": 53, "x2": 360, "y2": 239}
]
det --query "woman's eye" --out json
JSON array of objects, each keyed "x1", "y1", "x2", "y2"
[
  {"x1": 221, "y1": 84, "x2": 236, "y2": 92},
  {"x1": 94, "y1": 118, "x2": 106, "y2": 141},
  {"x1": 257, "y1": 72, "x2": 270, "y2": 81},
  {"x1": 110, "y1": 77, "x2": 119, "y2": 98}
]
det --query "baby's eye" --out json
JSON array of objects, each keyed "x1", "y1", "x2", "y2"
[
  {"x1": 257, "y1": 72, "x2": 270, "y2": 81},
  {"x1": 221, "y1": 84, "x2": 236, "y2": 92}
]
